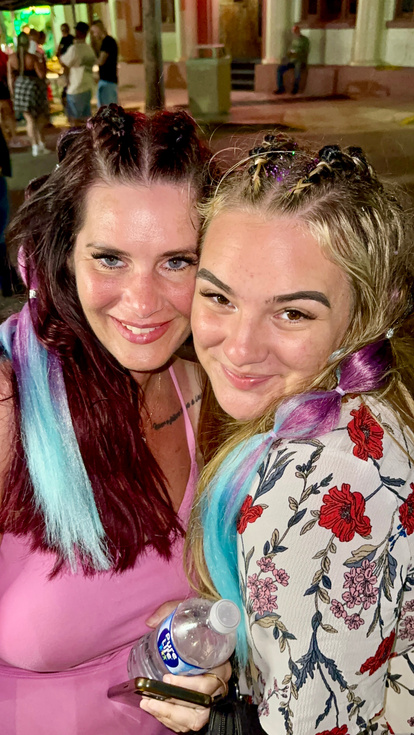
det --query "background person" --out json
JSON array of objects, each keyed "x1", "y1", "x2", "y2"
[
  {"x1": 90, "y1": 19, "x2": 118, "y2": 107},
  {"x1": 57, "y1": 22, "x2": 74, "y2": 58},
  {"x1": 274, "y1": 24, "x2": 310, "y2": 95},
  {"x1": 189, "y1": 136, "x2": 414, "y2": 735},
  {"x1": 57, "y1": 22, "x2": 74, "y2": 111},
  {"x1": 60, "y1": 21, "x2": 96, "y2": 125},
  {"x1": 7, "y1": 31, "x2": 48, "y2": 156},
  {"x1": 0, "y1": 105, "x2": 227, "y2": 735},
  {"x1": 0, "y1": 42, "x2": 16, "y2": 144}
]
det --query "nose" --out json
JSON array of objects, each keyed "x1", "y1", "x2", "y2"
[
  {"x1": 122, "y1": 271, "x2": 164, "y2": 319},
  {"x1": 223, "y1": 313, "x2": 268, "y2": 367}
]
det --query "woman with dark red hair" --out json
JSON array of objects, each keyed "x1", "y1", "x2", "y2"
[{"x1": 0, "y1": 105, "x2": 226, "y2": 734}]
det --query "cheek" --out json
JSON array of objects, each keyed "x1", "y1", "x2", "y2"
[
  {"x1": 77, "y1": 270, "x2": 118, "y2": 309},
  {"x1": 191, "y1": 303, "x2": 220, "y2": 348},
  {"x1": 166, "y1": 279, "x2": 195, "y2": 319}
]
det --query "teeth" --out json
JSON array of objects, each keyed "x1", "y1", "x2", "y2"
[{"x1": 122, "y1": 323, "x2": 157, "y2": 335}]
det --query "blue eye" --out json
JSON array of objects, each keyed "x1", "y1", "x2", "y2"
[
  {"x1": 91, "y1": 253, "x2": 124, "y2": 269},
  {"x1": 166, "y1": 256, "x2": 197, "y2": 271}
]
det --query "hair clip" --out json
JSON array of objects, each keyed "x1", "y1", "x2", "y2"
[
  {"x1": 29, "y1": 289, "x2": 37, "y2": 299},
  {"x1": 385, "y1": 327, "x2": 394, "y2": 339}
]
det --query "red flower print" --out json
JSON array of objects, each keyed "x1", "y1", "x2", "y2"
[
  {"x1": 319, "y1": 483, "x2": 372, "y2": 542},
  {"x1": 237, "y1": 495, "x2": 264, "y2": 534},
  {"x1": 359, "y1": 630, "x2": 396, "y2": 675},
  {"x1": 316, "y1": 726, "x2": 349, "y2": 735},
  {"x1": 347, "y1": 404, "x2": 384, "y2": 461},
  {"x1": 399, "y1": 485, "x2": 414, "y2": 535}
]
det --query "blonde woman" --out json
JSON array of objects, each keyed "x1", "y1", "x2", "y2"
[{"x1": 189, "y1": 137, "x2": 414, "y2": 735}]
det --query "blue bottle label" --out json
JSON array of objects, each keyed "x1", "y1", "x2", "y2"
[{"x1": 156, "y1": 611, "x2": 204, "y2": 675}]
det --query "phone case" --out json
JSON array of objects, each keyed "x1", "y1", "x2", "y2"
[{"x1": 107, "y1": 676, "x2": 212, "y2": 709}]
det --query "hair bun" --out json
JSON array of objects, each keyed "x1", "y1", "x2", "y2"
[{"x1": 92, "y1": 104, "x2": 133, "y2": 138}]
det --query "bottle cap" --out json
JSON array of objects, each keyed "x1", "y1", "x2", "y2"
[{"x1": 209, "y1": 599, "x2": 241, "y2": 635}]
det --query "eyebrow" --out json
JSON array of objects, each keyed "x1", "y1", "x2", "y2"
[
  {"x1": 273, "y1": 291, "x2": 331, "y2": 308},
  {"x1": 86, "y1": 244, "x2": 198, "y2": 258},
  {"x1": 196, "y1": 268, "x2": 235, "y2": 296}
]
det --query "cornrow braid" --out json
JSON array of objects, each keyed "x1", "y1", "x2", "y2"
[{"x1": 247, "y1": 135, "x2": 297, "y2": 194}]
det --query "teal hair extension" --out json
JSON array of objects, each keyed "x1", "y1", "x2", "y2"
[{"x1": 0, "y1": 306, "x2": 110, "y2": 571}]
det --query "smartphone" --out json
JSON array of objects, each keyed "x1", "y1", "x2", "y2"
[{"x1": 107, "y1": 676, "x2": 213, "y2": 709}]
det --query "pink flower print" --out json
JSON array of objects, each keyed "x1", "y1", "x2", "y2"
[
  {"x1": 342, "y1": 585, "x2": 360, "y2": 608},
  {"x1": 257, "y1": 557, "x2": 276, "y2": 573},
  {"x1": 247, "y1": 573, "x2": 261, "y2": 597},
  {"x1": 355, "y1": 560, "x2": 378, "y2": 610},
  {"x1": 262, "y1": 576, "x2": 277, "y2": 595},
  {"x1": 247, "y1": 574, "x2": 278, "y2": 615},
  {"x1": 408, "y1": 717, "x2": 414, "y2": 727},
  {"x1": 343, "y1": 567, "x2": 358, "y2": 588},
  {"x1": 331, "y1": 599, "x2": 347, "y2": 618},
  {"x1": 345, "y1": 613, "x2": 365, "y2": 630},
  {"x1": 399, "y1": 615, "x2": 414, "y2": 641},
  {"x1": 258, "y1": 698, "x2": 270, "y2": 717},
  {"x1": 274, "y1": 568, "x2": 289, "y2": 586},
  {"x1": 402, "y1": 600, "x2": 414, "y2": 614}
]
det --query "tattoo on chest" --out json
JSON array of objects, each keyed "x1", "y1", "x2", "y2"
[{"x1": 152, "y1": 393, "x2": 202, "y2": 431}]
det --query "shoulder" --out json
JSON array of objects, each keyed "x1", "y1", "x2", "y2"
[{"x1": 103, "y1": 35, "x2": 117, "y2": 50}]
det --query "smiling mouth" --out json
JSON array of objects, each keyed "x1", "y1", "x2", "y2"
[
  {"x1": 221, "y1": 365, "x2": 273, "y2": 390},
  {"x1": 121, "y1": 323, "x2": 158, "y2": 335}
]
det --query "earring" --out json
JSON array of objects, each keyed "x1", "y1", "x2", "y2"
[{"x1": 327, "y1": 348, "x2": 345, "y2": 365}]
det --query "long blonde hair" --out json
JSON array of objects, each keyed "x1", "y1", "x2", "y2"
[{"x1": 188, "y1": 135, "x2": 414, "y2": 604}]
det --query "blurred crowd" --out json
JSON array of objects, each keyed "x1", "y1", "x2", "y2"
[{"x1": 0, "y1": 19, "x2": 118, "y2": 155}]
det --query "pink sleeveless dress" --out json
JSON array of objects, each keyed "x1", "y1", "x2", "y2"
[{"x1": 0, "y1": 365, "x2": 198, "y2": 735}]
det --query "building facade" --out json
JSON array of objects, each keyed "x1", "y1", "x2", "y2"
[{"x1": 50, "y1": 0, "x2": 414, "y2": 95}]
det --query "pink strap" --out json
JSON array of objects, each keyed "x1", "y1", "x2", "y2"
[{"x1": 168, "y1": 364, "x2": 197, "y2": 506}]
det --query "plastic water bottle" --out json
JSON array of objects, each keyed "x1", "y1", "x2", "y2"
[{"x1": 127, "y1": 597, "x2": 241, "y2": 679}]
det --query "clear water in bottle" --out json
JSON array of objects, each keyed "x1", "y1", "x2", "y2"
[{"x1": 127, "y1": 597, "x2": 240, "y2": 679}]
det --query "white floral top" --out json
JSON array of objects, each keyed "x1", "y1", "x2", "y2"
[{"x1": 237, "y1": 396, "x2": 414, "y2": 735}]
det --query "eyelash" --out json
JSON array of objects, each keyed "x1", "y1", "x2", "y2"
[
  {"x1": 199, "y1": 290, "x2": 231, "y2": 306},
  {"x1": 199, "y1": 291, "x2": 316, "y2": 322},
  {"x1": 91, "y1": 253, "x2": 124, "y2": 270},
  {"x1": 90, "y1": 253, "x2": 198, "y2": 271},
  {"x1": 164, "y1": 255, "x2": 198, "y2": 271}
]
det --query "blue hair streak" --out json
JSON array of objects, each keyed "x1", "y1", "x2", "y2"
[{"x1": 0, "y1": 303, "x2": 110, "y2": 571}]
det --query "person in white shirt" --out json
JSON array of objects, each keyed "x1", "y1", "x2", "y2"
[{"x1": 60, "y1": 22, "x2": 95, "y2": 125}]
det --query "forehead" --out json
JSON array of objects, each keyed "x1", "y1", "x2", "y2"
[
  {"x1": 79, "y1": 181, "x2": 198, "y2": 245},
  {"x1": 200, "y1": 209, "x2": 348, "y2": 297}
]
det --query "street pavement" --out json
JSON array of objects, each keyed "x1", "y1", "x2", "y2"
[{"x1": 8, "y1": 76, "x2": 414, "y2": 207}]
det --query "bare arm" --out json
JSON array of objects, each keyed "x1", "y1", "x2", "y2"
[
  {"x1": 33, "y1": 55, "x2": 46, "y2": 80},
  {"x1": 7, "y1": 54, "x2": 18, "y2": 96},
  {"x1": 96, "y1": 50, "x2": 109, "y2": 67}
]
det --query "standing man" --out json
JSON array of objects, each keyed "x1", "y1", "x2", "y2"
[
  {"x1": 57, "y1": 23, "x2": 74, "y2": 59},
  {"x1": 90, "y1": 20, "x2": 118, "y2": 108},
  {"x1": 60, "y1": 22, "x2": 95, "y2": 125},
  {"x1": 274, "y1": 24, "x2": 310, "y2": 95}
]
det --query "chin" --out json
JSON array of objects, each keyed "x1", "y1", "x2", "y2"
[{"x1": 219, "y1": 398, "x2": 265, "y2": 422}]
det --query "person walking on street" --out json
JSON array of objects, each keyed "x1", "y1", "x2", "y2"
[
  {"x1": 90, "y1": 20, "x2": 118, "y2": 108},
  {"x1": 60, "y1": 22, "x2": 95, "y2": 125},
  {"x1": 274, "y1": 24, "x2": 310, "y2": 95},
  {"x1": 7, "y1": 32, "x2": 48, "y2": 156}
]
